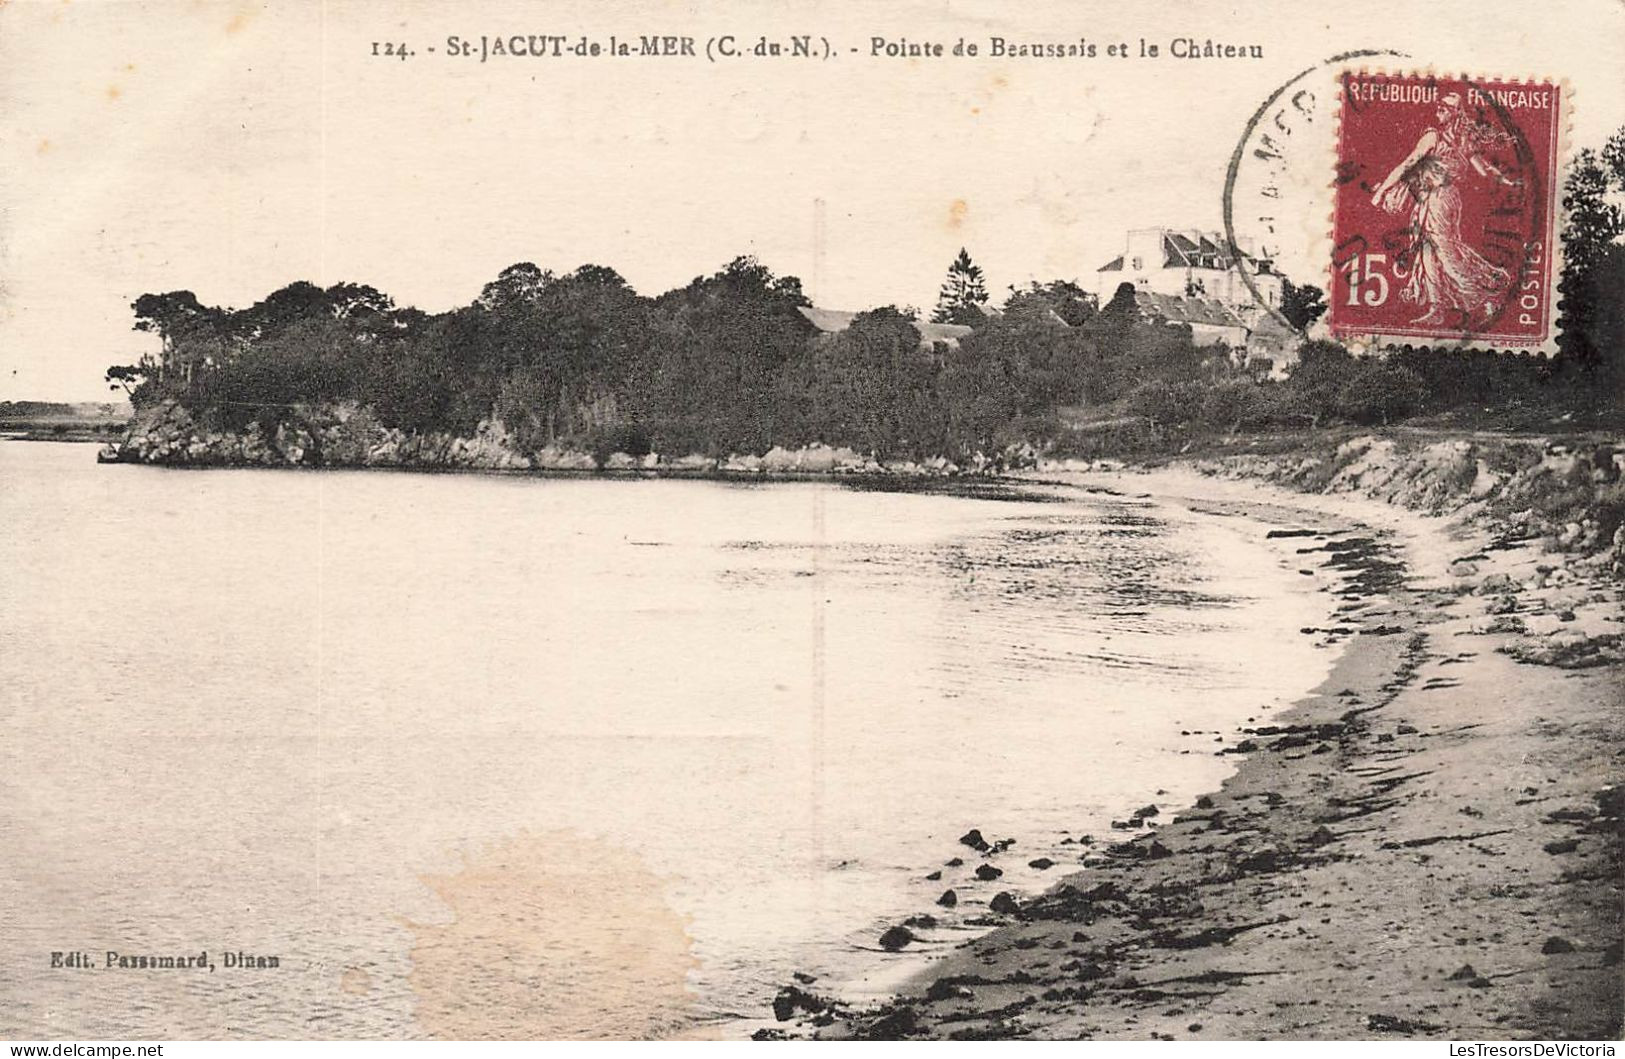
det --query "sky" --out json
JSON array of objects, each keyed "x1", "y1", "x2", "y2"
[{"x1": 2, "y1": 0, "x2": 1621, "y2": 400}]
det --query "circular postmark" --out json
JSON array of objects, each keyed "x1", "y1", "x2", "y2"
[
  {"x1": 1222, "y1": 49, "x2": 1405, "y2": 340},
  {"x1": 1225, "y1": 57, "x2": 1561, "y2": 351}
]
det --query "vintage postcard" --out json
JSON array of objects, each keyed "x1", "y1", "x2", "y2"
[{"x1": 1, "y1": 0, "x2": 1621, "y2": 1047}]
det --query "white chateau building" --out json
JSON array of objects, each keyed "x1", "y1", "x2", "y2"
[
  {"x1": 1093, "y1": 228, "x2": 1296, "y2": 370},
  {"x1": 1093, "y1": 228, "x2": 1283, "y2": 311}
]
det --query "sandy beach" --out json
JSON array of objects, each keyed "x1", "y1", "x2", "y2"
[{"x1": 775, "y1": 456, "x2": 1623, "y2": 1040}]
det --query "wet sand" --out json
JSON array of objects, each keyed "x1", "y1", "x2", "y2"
[{"x1": 780, "y1": 468, "x2": 1623, "y2": 1040}]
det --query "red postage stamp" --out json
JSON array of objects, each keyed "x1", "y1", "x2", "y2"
[{"x1": 1330, "y1": 72, "x2": 1564, "y2": 350}]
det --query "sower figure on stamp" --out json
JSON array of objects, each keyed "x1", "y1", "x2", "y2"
[{"x1": 1368, "y1": 91, "x2": 1521, "y2": 328}]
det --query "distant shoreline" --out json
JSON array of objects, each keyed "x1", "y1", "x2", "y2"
[
  {"x1": 1, "y1": 424, "x2": 126, "y2": 443},
  {"x1": 0, "y1": 399, "x2": 130, "y2": 444},
  {"x1": 3, "y1": 431, "x2": 121, "y2": 443}
]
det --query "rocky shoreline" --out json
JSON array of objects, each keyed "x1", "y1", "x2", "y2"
[
  {"x1": 101, "y1": 403, "x2": 1625, "y2": 569},
  {"x1": 99, "y1": 400, "x2": 1013, "y2": 477},
  {"x1": 759, "y1": 439, "x2": 1623, "y2": 1041},
  {"x1": 104, "y1": 404, "x2": 1624, "y2": 562}
]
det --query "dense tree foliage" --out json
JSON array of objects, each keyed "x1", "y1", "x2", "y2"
[
  {"x1": 109, "y1": 126, "x2": 1622, "y2": 463},
  {"x1": 1279, "y1": 279, "x2": 1328, "y2": 332},
  {"x1": 111, "y1": 253, "x2": 1261, "y2": 461},
  {"x1": 1003, "y1": 279, "x2": 1098, "y2": 326},
  {"x1": 1557, "y1": 128, "x2": 1625, "y2": 392},
  {"x1": 802, "y1": 307, "x2": 939, "y2": 456}
]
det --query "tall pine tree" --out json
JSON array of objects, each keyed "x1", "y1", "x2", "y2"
[{"x1": 932, "y1": 248, "x2": 989, "y2": 326}]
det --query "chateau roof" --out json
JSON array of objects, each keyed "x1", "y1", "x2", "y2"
[
  {"x1": 1245, "y1": 311, "x2": 1300, "y2": 352},
  {"x1": 796, "y1": 306, "x2": 974, "y2": 347},
  {"x1": 1164, "y1": 231, "x2": 1241, "y2": 270},
  {"x1": 1134, "y1": 291, "x2": 1247, "y2": 329},
  {"x1": 918, "y1": 320, "x2": 976, "y2": 344},
  {"x1": 799, "y1": 306, "x2": 857, "y2": 333},
  {"x1": 1096, "y1": 229, "x2": 1275, "y2": 274}
]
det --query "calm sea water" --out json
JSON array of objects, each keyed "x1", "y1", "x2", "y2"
[{"x1": 0, "y1": 441, "x2": 1336, "y2": 1039}]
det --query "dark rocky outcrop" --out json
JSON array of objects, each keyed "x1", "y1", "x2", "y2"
[
  {"x1": 101, "y1": 399, "x2": 1007, "y2": 478},
  {"x1": 107, "y1": 400, "x2": 538, "y2": 471}
]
